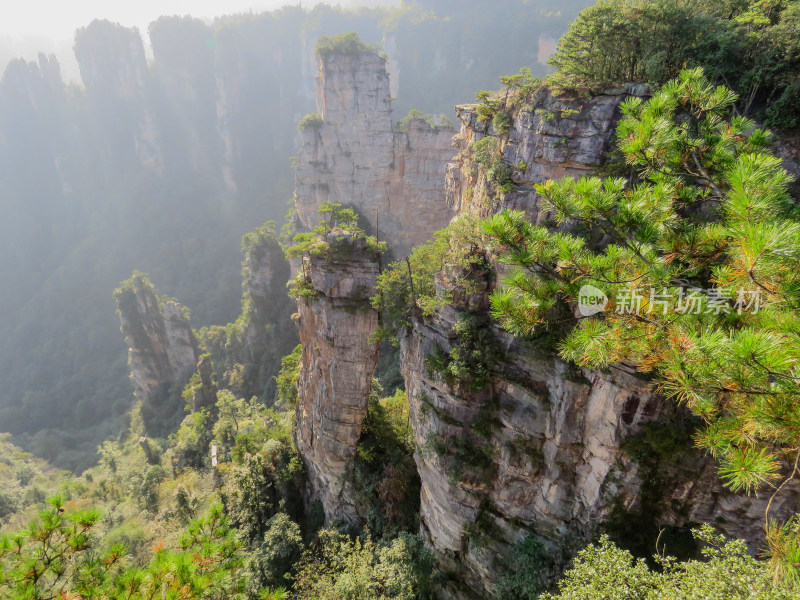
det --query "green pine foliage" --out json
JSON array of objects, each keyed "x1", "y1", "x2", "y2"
[
  {"x1": 484, "y1": 68, "x2": 800, "y2": 577},
  {"x1": 292, "y1": 529, "x2": 434, "y2": 600},
  {"x1": 286, "y1": 202, "x2": 386, "y2": 300},
  {"x1": 373, "y1": 215, "x2": 489, "y2": 340},
  {"x1": 542, "y1": 526, "x2": 800, "y2": 599},
  {"x1": 315, "y1": 31, "x2": 376, "y2": 57},
  {"x1": 274, "y1": 344, "x2": 302, "y2": 406},
  {"x1": 0, "y1": 338, "x2": 434, "y2": 598},
  {"x1": 548, "y1": 0, "x2": 800, "y2": 128},
  {"x1": 0, "y1": 496, "x2": 252, "y2": 600},
  {"x1": 298, "y1": 113, "x2": 324, "y2": 132},
  {"x1": 351, "y1": 381, "x2": 420, "y2": 537}
]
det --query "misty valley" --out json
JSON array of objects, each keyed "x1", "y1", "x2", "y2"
[{"x1": 1, "y1": 1, "x2": 800, "y2": 598}]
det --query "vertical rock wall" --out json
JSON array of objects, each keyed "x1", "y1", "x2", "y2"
[
  {"x1": 399, "y1": 87, "x2": 798, "y2": 599},
  {"x1": 445, "y1": 84, "x2": 647, "y2": 221},
  {"x1": 294, "y1": 50, "x2": 457, "y2": 256},
  {"x1": 291, "y1": 48, "x2": 458, "y2": 523},
  {"x1": 114, "y1": 273, "x2": 198, "y2": 432},
  {"x1": 293, "y1": 234, "x2": 382, "y2": 523},
  {"x1": 290, "y1": 47, "x2": 798, "y2": 600}
]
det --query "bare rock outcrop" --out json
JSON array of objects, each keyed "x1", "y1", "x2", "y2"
[
  {"x1": 191, "y1": 354, "x2": 218, "y2": 412},
  {"x1": 401, "y1": 265, "x2": 796, "y2": 599},
  {"x1": 397, "y1": 86, "x2": 797, "y2": 599},
  {"x1": 446, "y1": 84, "x2": 647, "y2": 222},
  {"x1": 289, "y1": 50, "x2": 798, "y2": 599},
  {"x1": 293, "y1": 233, "x2": 382, "y2": 523},
  {"x1": 114, "y1": 273, "x2": 198, "y2": 432},
  {"x1": 294, "y1": 49, "x2": 456, "y2": 257},
  {"x1": 290, "y1": 47, "x2": 457, "y2": 524},
  {"x1": 200, "y1": 224, "x2": 297, "y2": 401}
]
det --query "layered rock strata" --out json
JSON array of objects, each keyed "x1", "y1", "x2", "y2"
[
  {"x1": 401, "y1": 87, "x2": 797, "y2": 598},
  {"x1": 291, "y1": 55, "x2": 799, "y2": 599},
  {"x1": 445, "y1": 84, "x2": 647, "y2": 221},
  {"x1": 294, "y1": 49, "x2": 456, "y2": 256},
  {"x1": 291, "y1": 48, "x2": 458, "y2": 522},
  {"x1": 293, "y1": 233, "x2": 382, "y2": 523},
  {"x1": 114, "y1": 273, "x2": 198, "y2": 404},
  {"x1": 401, "y1": 266, "x2": 796, "y2": 599}
]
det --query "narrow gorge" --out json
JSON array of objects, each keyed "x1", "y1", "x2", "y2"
[
  {"x1": 109, "y1": 33, "x2": 800, "y2": 600},
  {"x1": 285, "y1": 44, "x2": 798, "y2": 599}
]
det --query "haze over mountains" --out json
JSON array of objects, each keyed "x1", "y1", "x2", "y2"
[{"x1": 0, "y1": 0, "x2": 590, "y2": 470}]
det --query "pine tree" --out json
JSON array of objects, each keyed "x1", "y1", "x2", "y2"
[{"x1": 483, "y1": 68, "x2": 800, "y2": 578}]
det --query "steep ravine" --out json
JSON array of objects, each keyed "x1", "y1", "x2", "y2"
[
  {"x1": 290, "y1": 48, "x2": 458, "y2": 524},
  {"x1": 286, "y1": 49, "x2": 797, "y2": 599}
]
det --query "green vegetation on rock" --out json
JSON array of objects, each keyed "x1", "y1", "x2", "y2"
[
  {"x1": 484, "y1": 68, "x2": 800, "y2": 578},
  {"x1": 549, "y1": 0, "x2": 800, "y2": 128}
]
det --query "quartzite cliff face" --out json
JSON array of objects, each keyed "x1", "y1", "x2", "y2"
[
  {"x1": 446, "y1": 83, "x2": 648, "y2": 220},
  {"x1": 401, "y1": 269, "x2": 795, "y2": 599},
  {"x1": 293, "y1": 62, "x2": 797, "y2": 598},
  {"x1": 294, "y1": 233, "x2": 382, "y2": 523},
  {"x1": 114, "y1": 273, "x2": 199, "y2": 432},
  {"x1": 291, "y1": 49, "x2": 457, "y2": 523},
  {"x1": 399, "y1": 88, "x2": 797, "y2": 599},
  {"x1": 295, "y1": 49, "x2": 456, "y2": 257}
]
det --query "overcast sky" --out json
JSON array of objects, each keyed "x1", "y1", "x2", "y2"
[{"x1": 0, "y1": 0, "x2": 399, "y2": 81}]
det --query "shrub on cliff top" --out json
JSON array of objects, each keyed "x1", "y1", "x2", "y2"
[
  {"x1": 286, "y1": 201, "x2": 386, "y2": 300},
  {"x1": 315, "y1": 31, "x2": 376, "y2": 57},
  {"x1": 298, "y1": 112, "x2": 323, "y2": 132},
  {"x1": 373, "y1": 215, "x2": 488, "y2": 341},
  {"x1": 548, "y1": 0, "x2": 800, "y2": 128}
]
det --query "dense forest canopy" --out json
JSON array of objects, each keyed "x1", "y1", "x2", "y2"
[{"x1": 549, "y1": 0, "x2": 800, "y2": 128}]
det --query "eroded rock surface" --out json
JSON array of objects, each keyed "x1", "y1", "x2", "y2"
[
  {"x1": 401, "y1": 269, "x2": 796, "y2": 599},
  {"x1": 291, "y1": 47, "x2": 457, "y2": 523},
  {"x1": 114, "y1": 273, "x2": 198, "y2": 433},
  {"x1": 445, "y1": 84, "x2": 646, "y2": 221},
  {"x1": 294, "y1": 233, "x2": 381, "y2": 523},
  {"x1": 294, "y1": 50, "x2": 456, "y2": 256}
]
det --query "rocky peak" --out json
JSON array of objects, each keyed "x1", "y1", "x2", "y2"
[
  {"x1": 114, "y1": 273, "x2": 198, "y2": 432},
  {"x1": 74, "y1": 20, "x2": 148, "y2": 100},
  {"x1": 446, "y1": 84, "x2": 645, "y2": 222},
  {"x1": 396, "y1": 84, "x2": 796, "y2": 599},
  {"x1": 192, "y1": 354, "x2": 218, "y2": 412},
  {"x1": 316, "y1": 51, "x2": 393, "y2": 131},
  {"x1": 196, "y1": 223, "x2": 297, "y2": 402},
  {"x1": 295, "y1": 48, "x2": 456, "y2": 257},
  {"x1": 293, "y1": 233, "x2": 382, "y2": 523}
]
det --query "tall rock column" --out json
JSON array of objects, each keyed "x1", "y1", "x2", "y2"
[
  {"x1": 397, "y1": 84, "x2": 798, "y2": 599},
  {"x1": 114, "y1": 272, "x2": 198, "y2": 434},
  {"x1": 293, "y1": 233, "x2": 381, "y2": 523},
  {"x1": 290, "y1": 45, "x2": 456, "y2": 523},
  {"x1": 295, "y1": 48, "x2": 457, "y2": 256}
]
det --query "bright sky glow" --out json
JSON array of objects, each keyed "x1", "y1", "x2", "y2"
[
  {"x1": 0, "y1": 0, "x2": 398, "y2": 82},
  {"x1": 1, "y1": 1, "x2": 389, "y2": 40}
]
